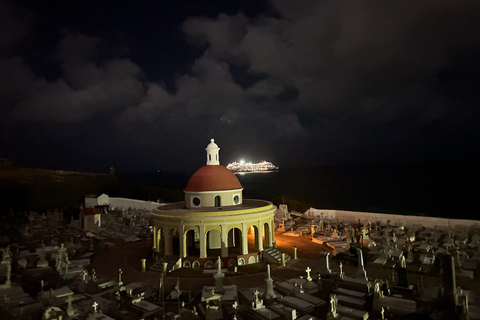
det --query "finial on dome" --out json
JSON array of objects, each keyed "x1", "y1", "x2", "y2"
[{"x1": 206, "y1": 139, "x2": 220, "y2": 165}]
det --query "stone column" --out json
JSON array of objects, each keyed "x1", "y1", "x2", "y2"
[
  {"x1": 242, "y1": 223, "x2": 249, "y2": 255},
  {"x1": 221, "y1": 225, "x2": 228, "y2": 257},
  {"x1": 153, "y1": 226, "x2": 157, "y2": 251},
  {"x1": 180, "y1": 230, "x2": 186, "y2": 258},
  {"x1": 199, "y1": 225, "x2": 207, "y2": 258},
  {"x1": 141, "y1": 259, "x2": 146, "y2": 272},
  {"x1": 257, "y1": 222, "x2": 264, "y2": 252}
]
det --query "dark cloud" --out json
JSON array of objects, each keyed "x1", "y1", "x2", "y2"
[
  {"x1": 0, "y1": 1, "x2": 34, "y2": 53},
  {"x1": 0, "y1": 0, "x2": 479, "y2": 171}
]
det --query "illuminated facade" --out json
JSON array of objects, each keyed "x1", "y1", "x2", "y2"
[{"x1": 151, "y1": 139, "x2": 276, "y2": 267}]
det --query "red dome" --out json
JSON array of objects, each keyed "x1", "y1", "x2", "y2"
[{"x1": 184, "y1": 165, "x2": 243, "y2": 192}]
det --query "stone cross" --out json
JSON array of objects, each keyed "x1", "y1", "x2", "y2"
[
  {"x1": 92, "y1": 301, "x2": 99, "y2": 313},
  {"x1": 306, "y1": 267, "x2": 312, "y2": 281},
  {"x1": 66, "y1": 295, "x2": 74, "y2": 314},
  {"x1": 233, "y1": 300, "x2": 238, "y2": 316},
  {"x1": 66, "y1": 295, "x2": 73, "y2": 306}
]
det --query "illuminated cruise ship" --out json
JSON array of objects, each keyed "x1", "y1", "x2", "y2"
[{"x1": 226, "y1": 160, "x2": 279, "y2": 174}]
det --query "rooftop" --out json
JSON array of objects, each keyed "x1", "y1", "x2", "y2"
[{"x1": 184, "y1": 165, "x2": 243, "y2": 192}]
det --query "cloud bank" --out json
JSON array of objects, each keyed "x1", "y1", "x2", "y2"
[{"x1": 1, "y1": 1, "x2": 479, "y2": 171}]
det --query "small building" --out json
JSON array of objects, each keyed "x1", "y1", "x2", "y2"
[{"x1": 80, "y1": 207, "x2": 101, "y2": 231}]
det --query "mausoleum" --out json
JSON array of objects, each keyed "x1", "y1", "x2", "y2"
[{"x1": 151, "y1": 139, "x2": 276, "y2": 268}]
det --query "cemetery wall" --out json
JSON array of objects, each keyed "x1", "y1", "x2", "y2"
[
  {"x1": 109, "y1": 197, "x2": 160, "y2": 211},
  {"x1": 306, "y1": 208, "x2": 479, "y2": 229}
]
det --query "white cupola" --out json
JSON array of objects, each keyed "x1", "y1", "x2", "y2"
[{"x1": 205, "y1": 138, "x2": 220, "y2": 165}]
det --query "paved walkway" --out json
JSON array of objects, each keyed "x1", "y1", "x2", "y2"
[{"x1": 90, "y1": 232, "x2": 331, "y2": 292}]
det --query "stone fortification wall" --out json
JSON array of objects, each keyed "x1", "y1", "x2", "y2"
[
  {"x1": 109, "y1": 197, "x2": 160, "y2": 211},
  {"x1": 306, "y1": 208, "x2": 479, "y2": 230}
]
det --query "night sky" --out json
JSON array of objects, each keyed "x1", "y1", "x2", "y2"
[{"x1": 1, "y1": 0, "x2": 479, "y2": 172}]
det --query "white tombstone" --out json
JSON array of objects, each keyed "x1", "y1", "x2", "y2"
[
  {"x1": 355, "y1": 248, "x2": 368, "y2": 281},
  {"x1": 214, "y1": 257, "x2": 224, "y2": 294},
  {"x1": 319, "y1": 252, "x2": 331, "y2": 277},
  {"x1": 264, "y1": 264, "x2": 276, "y2": 299},
  {"x1": 252, "y1": 289, "x2": 264, "y2": 310}
]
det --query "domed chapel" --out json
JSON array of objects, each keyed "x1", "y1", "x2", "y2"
[{"x1": 151, "y1": 139, "x2": 276, "y2": 268}]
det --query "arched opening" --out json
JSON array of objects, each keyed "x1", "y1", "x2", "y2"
[
  {"x1": 228, "y1": 259, "x2": 236, "y2": 267},
  {"x1": 227, "y1": 227, "x2": 243, "y2": 255},
  {"x1": 248, "y1": 225, "x2": 260, "y2": 252},
  {"x1": 206, "y1": 229, "x2": 221, "y2": 257},
  {"x1": 214, "y1": 195, "x2": 221, "y2": 207},
  {"x1": 185, "y1": 229, "x2": 199, "y2": 257}
]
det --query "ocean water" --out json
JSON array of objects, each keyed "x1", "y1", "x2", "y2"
[
  {"x1": 237, "y1": 166, "x2": 474, "y2": 218},
  {"x1": 122, "y1": 165, "x2": 477, "y2": 220}
]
